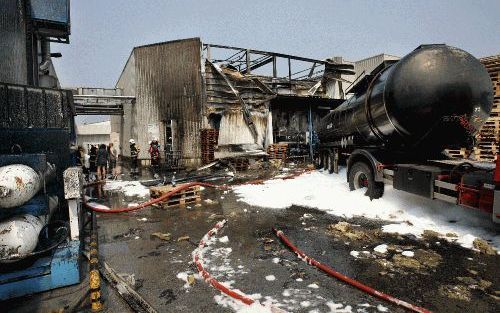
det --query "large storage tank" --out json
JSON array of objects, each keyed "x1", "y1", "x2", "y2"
[{"x1": 317, "y1": 45, "x2": 493, "y2": 157}]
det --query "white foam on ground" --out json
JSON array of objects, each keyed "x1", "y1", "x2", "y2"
[
  {"x1": 103, "y1": 180, "x2": 150, "y2": 198},
  {"x1": 233, "y1": 169, "x2": 499, "y2": 251},
  {"x1": 326, "y1": 302, "x2": 353, "y2": 313},
  {"x1": 401, "y1": 251, "x2": 414, "y2": 257},
  {"x1": 176, "y1": 271, "x2": 199, "y2": 288},
  {"x1": 373, "y1": 244, "x2": 388, "y2": 254},
  {"x1": 265, "y1": 275, "x2": 276, "y2": 281},
  {"x1": 214, "y1": 293, "x2": 277, "y2": 313}
]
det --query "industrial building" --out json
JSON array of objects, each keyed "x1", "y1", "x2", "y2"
[
  {"x1": 112, "y1": 38, "x2": 355, "y2": 167},
  {"x1": 1, "y1": 1, "x2": 499, "y2": 312},
  {"x1": 76, "y1": 120, "x2": 114, "y2": 151}
]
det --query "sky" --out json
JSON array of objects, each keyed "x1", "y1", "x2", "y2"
[{"x1": 55, "y1": 0, "x2": 500, "y2": 123}]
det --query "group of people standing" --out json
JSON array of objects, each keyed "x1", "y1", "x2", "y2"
[
  {"x1": 129, "y1": 138, "x2": 161, "y2": 177},
  {"x1": 74, "y1": 138, "x2": 161, "y2": 180},
  {"x1": 75, "y1": 143, "x2": 117, "y2": 181}
]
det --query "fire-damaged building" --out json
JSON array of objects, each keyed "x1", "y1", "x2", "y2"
[{"x1": 112, "y1": 37, "x2": 356, "y2": 167}]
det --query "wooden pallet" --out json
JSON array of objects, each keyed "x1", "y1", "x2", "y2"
[
  {"x1": 229, "y1": 158, "x2": 250, "y2": 171},
  {"x1": 267, "y1": 144, "x2": 288, "y2": 160},
  {"x1": 446, "y1": 148, "x2": 468, "y2": 159},
  {"x1": 201, "y1": 128, "x2": 219, "y2": 164},
  {"x1": 150, "y1": 184, "x2": 201, "y2": 208},
  {"x1": 468, "y1": 56, "x2": 500, "y2": 161}
]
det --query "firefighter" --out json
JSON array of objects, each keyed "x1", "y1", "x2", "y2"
[
  {"x1": 149, "y1": 138, "x2": 160, "y2": 177},
  {"x1": 129, "y1": 139, "x2": 140, "y2": 176}
]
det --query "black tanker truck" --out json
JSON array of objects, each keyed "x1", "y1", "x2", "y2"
[{"x1": 315, "y1": 44, "x2": 500, "y2": 222}]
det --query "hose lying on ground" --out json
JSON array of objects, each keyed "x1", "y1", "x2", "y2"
[
  {"x1": 192, "y1": 220, "x2": 256, "y2": 305},
  {"x1": 83, "y1": 168, "x2": 313, "y2": 214},
  {"x1": 273, "y1": 227, "x2": 432, "y2": 313},
  {"x1": 193, "y1": 220, "x2": 285, "y2": 312},
  {"x1": 83, "y1": 182, "x2": 224, "y2": 213}
]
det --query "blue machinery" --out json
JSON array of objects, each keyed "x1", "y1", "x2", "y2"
[
  {"x1": 0, "y1": 154, "x2": 83, "y2": 301},
  {"x1": 0, "y1": 82, "x2": 83, "y2": 300}
]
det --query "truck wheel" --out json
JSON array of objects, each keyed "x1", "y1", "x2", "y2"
[
  {"x1": 327, "y1": 153, "x2": 334, "y2": 174},
  {"x1": 348, "y1": 162, "x2": 384, "y2": 199}
]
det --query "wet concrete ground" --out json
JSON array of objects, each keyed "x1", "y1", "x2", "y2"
[{"x1": 2, "y1": 166, "x2": 499, "y2": 312}]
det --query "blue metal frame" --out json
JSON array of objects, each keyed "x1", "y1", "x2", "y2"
[{"x1": 0, "y1": 241, "x2": 81, "y2": 301}]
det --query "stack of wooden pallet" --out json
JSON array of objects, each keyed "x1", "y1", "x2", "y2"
[
  {"x1": 150, "y1": 183, "x2": 201, "y2": 208},
  {"x1": 229, "y1": 158, "x2": 250, "y2": 171},
  {"x1": 267, "y1": 143, "x2": 288, "y2": 160},
  {"x1": 201, "y1": 129, "x2": 219, "y2": 164},
  {"x1": 446, "y1": 55, "x2": 500, "y2": 161},
  {"x1": 475, "y1": 55, "x2": 500, "y2": 161}
]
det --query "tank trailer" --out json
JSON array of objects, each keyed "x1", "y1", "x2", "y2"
[{"x1": 315, "y1": 44, "x2": 500, "y2": 222}]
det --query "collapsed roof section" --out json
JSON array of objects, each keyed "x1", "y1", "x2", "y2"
[
  {"x1": 203, "y1": 43, "x2": 355, "y2": 99},
  {"x1": 202, "y1": 44, "x2": 355, "y2": 147}
]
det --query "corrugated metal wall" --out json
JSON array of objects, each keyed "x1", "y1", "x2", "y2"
[
  {"x1": 354, "y1": 54, "x2": 400, "y2": 77},
  {"x1": 0, "y1": 0, "x2": 28, "y2": 85},
  {"x1": 134, "y1": 38, "x2": 203, "y2": 165}
]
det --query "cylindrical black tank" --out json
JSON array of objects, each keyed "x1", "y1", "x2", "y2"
[{"x1": 317, "y1": 45, "x2": 493, "y2": 156}]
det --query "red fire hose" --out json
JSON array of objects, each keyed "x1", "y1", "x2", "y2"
[
  {"x1": 193, "y1": 220, "x2": 256, "y2": 306},
  {"x1": 83, "y1": 168, "x2": 313, "y2": 214},
  {"x1": 83, "y1": 182, "x2": 223, "y2": 213},
  {"x1": 273, "y1": 228, "x2": 432, "y2": 313}
]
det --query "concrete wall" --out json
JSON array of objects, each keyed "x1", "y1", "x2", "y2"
[
  {"x1": 115, "y1": 52, "x2": 136, "y2": 157},
  {"x1": 0, "y1": 0, "x2": 27, "y2": 85},
  {"x1": 77, "y1": 134, "x2": 110, "y2": 151}
]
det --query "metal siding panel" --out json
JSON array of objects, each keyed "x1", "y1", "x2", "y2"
[
  {"x1": 134, "y1": 38, "x2": 202, "y2": 163},
  {"x1": 0, "y1": 0, "x2": 27, "y2": 85}
]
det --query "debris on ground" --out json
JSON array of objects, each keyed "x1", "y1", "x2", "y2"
[
  {"x1": 207, "y1": 213, "x2": 224, "y2": 222},
  {"x1": 268, "y1": 159, "x2": 283, "y2": 169},
  {"x1": 392, "y1": 254, "x2": 422, "y2": 270},
  {"x1": 113, "y1": 228, "x2": 143, "y2": 240},
  {"x1": 187, "y1": 274, "x2": 196, "y2": 286},
  {"x1": 478, "y1": 279, "x2": 492, "y2": 290},
  {"x1": 151, "y1": 232, "x2": 171, "y2": 241},
  {"x1": 467, "y1": 269, "x2": 478, "y2": 275},
  {"x1": 233, "y1": 170, "x2": 500, "y2": 252},
  {"x1": 177, "y1": 236, "x2": 190, "y2": 242},
  {"x1": 456, "y1": 276, "x2": 477, "y2": 286},
  {"x1": 326, "y1": 221, "x2": 373, "y2": 241},
  {"x1": 414, "y1": 249, "x2": 442, "y2": 268},
  {"x1": 422, "y1": 229, "x2": 440, "y2": 239},
  {"x1": 472, "y1": 238, "x2": 497, "y2": 255},
  {"x1": 439, "y1": 284, "x2": 472, "y2": 301},
  {"x1": 117, "y1": 273, "x2": 136, "y2": 287},
  {"x1": 204, "y1": 199, "x2": 217, "y2": 205}
]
